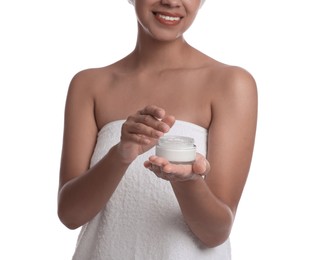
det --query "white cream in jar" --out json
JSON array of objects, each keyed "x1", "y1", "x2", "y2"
[{"x1": 155, "y1": 135, "x2": 196, "y2": 164}]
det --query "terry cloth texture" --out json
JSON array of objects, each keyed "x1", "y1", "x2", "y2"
[{"x1": 72, "y1": 120, "x2": 231, "y2": 260}]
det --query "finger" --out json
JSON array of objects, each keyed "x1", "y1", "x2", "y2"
[
  {"x1": 158, "y1": 162, "x2": 193, "y2": 179},
  {"x1": 122, "y1": 119, "x2": 164, "y2": 142},
  {"x1": 146, "y1": 157, "x2": 176, "y2": 178},
  {"x1": 125, "y1": 133, "x2": 153, "y2": 145},
  {"x1": 149, "y1": 156, "x2": 192, "y2": 174},
  {"x1": 135, "y1": 115, "x2": 170, "y2": 133},
  {"x1": 146, "y1": 161, "x2": 197, "y2": 182},
  {"x1": 127, "y1": 112, "x2": 170, "y2": 135},
  {"x1": 144, "y1": 160, "x2": 151, "y2": 169},
  {"x1": 147, "y1": 155, "x2": 205, "y2": 181},
  {"x1": 137, "y1": 106, "x2": 175, "y2": 134},
  {"x1": 138, "y1": 105, "x2": 166, "y2": 120},
  {"x1": 148, "y1": 156, "x2": 170, "y2": 168},
  {"x1": 161, "y1": 115, "x2": 176, "y2": 129},
  {"x1": 150, "y1": 164, "x2": 166, "y2": 179}
]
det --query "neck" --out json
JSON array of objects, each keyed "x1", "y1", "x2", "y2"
[{"x1": 129, "y1": 28, "x2": 193, "y2": 72}]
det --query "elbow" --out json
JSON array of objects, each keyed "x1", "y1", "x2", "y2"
[
  {"x1": 200, "y1": 209, "x2": 234, "y2": 248},
  {"x1": 57, "y1": 197, "x2": 83, "y2": 230},
  {"x1": 57, "y1": 187, "x2": 84, "y2": 230},
  {"x1": 65, "y1": 223, "x2": 81, "y2": 230},
  {"x1": 57, "y1": 206, "x2": 79, "y2": 230},
  {"x1": 57, "y1": 208, "x2": 82, "y2": 230},
  {"x1": 200, "y1": 226, "x2": 232, "y2": 248}
]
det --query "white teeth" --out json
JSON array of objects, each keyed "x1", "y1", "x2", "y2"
[{"x1": 158, "y1": 14, "x2": 180, "y2": 21}]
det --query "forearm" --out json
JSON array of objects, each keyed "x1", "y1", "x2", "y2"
[
  {"x1": 58, "y1": 144, "x2": 130, "y2": 229},
  {"x1": 171, "y1": 178, "x2": 234, "y2": 247}
]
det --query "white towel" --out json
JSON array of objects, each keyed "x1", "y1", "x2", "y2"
[{"x1": 72, "y1": 120, "x2": 231, "y2": 260}]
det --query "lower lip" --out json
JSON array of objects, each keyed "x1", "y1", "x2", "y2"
[{"x1": 154, "y1": 13, "x2": 181, "y2": 26}]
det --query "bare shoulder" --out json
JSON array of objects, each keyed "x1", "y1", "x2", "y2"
[
  {"x1": 221, "y1": 65, "x2": 256, "y2": 94},
  {"x1": 203, "y1": 61, "x2": 258, "y2": 107},
  {"x1": 193, "y1": 48, "x2": 257, "y2": 97},
  {"x1": 205, "y1": 59, "x2": 257, "y2": 92},
  {"x1": 63, "y1": 65, "x2": 118, "y2": 132},
  {"x1": 68, "y1": 66, "x2": 114, "y2": 96}
]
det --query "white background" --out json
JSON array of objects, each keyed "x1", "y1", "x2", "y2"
[{"x1": 1, "y1": 0, "x2": 326, "y2": 259}]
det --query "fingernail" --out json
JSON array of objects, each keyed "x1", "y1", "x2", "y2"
[
  {"x1": 156, "y1": 131, "x2": 164, "y2": 138},
  {"x1": 161, "y1": 125, "x2": 170, "y2": 133}
]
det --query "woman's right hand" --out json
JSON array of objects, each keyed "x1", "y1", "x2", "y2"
[{"x1": 116, "y1": 105, "x2": 175, "y2": 164}]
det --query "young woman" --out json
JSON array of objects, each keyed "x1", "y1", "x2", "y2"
[{"x1": 58, "y1": 0, "x2": 257, "y2": 259}]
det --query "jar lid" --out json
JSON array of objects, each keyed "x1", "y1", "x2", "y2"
[{"x1": 158, "y1": 135, "x2": 195, "y2": 149}]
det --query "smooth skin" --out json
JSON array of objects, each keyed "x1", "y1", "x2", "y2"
[{"x1": 58, "y1": 0, "x2": 257, "y2": 248}]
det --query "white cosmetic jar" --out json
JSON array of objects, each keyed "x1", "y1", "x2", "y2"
[{"x1": 155, "y1": 135, "x2": 196, "y2": 164}]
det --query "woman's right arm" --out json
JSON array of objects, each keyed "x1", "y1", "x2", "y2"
[
  {"x1": 57, "y1": 72, "x2": 174, "y2": 229},
  {"x1": 57, "y1": 71, "x2": 129, "y2": 229}
]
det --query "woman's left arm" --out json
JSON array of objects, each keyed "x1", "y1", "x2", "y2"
[{"x1": 163, "y1": 67, "x2": 257, "y2": 247}]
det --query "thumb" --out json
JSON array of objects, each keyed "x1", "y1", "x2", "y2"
[{"x1": 193, "y1": 156, "x2": 210, "y2": 174}]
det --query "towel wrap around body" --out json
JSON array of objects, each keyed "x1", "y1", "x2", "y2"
[{"x1": 72, "y1": 120, "x2": 231, "y2": 260}]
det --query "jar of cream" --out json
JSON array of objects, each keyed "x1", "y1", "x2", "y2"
[{"x1": 155, "y1": 135, "x2": 196, "y2": 164}]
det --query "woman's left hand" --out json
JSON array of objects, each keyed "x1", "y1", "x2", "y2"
[{"x1": 144, "y1": 153, "x2": 210, "y2": 182}]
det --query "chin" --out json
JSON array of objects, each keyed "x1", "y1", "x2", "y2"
[{"x1": 148, "y1": 29, "x2": 183, "y2": 42}]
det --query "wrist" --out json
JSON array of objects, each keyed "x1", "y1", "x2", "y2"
[
  {"x1": 112, "y1": 143, "x2": 139, "y2": 166},
  {"x1": 108, "y1": 144, "x2": 133, "y2": 166}
]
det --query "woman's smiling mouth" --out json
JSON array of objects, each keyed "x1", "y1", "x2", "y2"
[{"x1": 154, "y1": 12, "x2": 183, "y2": 25}]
